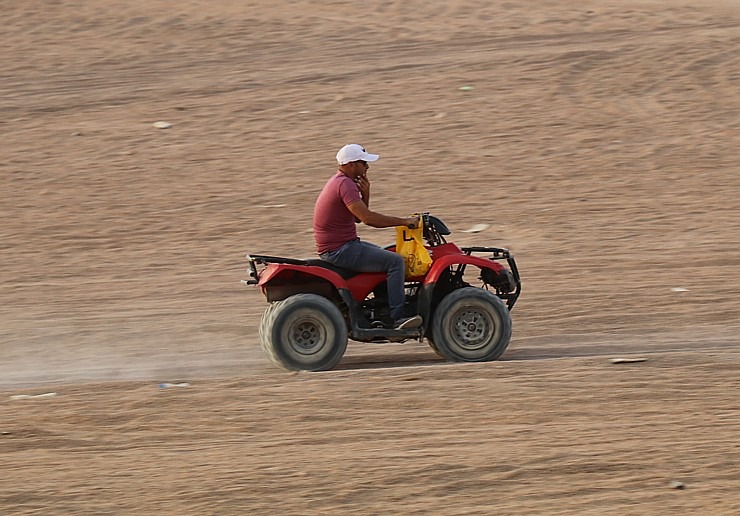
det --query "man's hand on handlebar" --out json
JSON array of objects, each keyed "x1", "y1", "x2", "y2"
[{"x1": 404, "y1": 215, "x2": 421, "y2": 229}]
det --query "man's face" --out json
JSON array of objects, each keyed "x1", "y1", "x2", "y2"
[
  {"x1": 348, "y1": 161, "x2": 370, "y2": 179},
  {"x1": 353, "y1": 160, "x2": 369, "y2": 178}
]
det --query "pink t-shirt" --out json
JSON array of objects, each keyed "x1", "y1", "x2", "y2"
[{"x1": 313, "y1": 171, "x2": 362, "y2": 254}]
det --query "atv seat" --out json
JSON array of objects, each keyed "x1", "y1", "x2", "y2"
[{"x1": 304, "y1": 259, "x2": 360, "y2": 280}]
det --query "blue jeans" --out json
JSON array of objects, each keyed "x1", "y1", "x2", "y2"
[{"x1": 320, "y1": 239, "x2": 407, "y2": 320}]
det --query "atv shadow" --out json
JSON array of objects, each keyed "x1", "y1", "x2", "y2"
[
  {"x1": 334, "y1": 338, "x2": 740, "y2": 371},
  {"x1": 336, "y1": 348, "x2": 446, "y2": 370},
  {"x1": 502, "y1": 339, "x2": 740, "y2": 361}
]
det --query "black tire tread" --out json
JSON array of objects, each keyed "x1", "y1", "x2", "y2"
[
  {"x1": 259, "y1": 294, "x2": 348, "y2": 371},
  {"x1": 430, "y1": 287, "x2": 512, "y2": 362}
]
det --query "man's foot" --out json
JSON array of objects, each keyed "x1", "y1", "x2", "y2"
[{"x1": 394, "y1": 315, "x2": 423, "y2": 330}]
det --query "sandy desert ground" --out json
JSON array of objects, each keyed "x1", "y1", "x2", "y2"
[{"x1": 1, "y1": 0, "x2": 739, "y2": 513}]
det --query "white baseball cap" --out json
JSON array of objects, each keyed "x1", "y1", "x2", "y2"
[{"x1": 336, "y1": 144, "x2": 380, "y2": 165}]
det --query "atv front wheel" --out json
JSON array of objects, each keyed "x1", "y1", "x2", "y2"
[
  {"x1": 430, "y1": 287, "x2": 512, "y2": 362},
  {"x1": 259, "y1": 294, "x2": 348, "y2": 371}
]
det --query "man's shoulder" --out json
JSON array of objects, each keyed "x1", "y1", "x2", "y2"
[
  {"x1": 320, "y1": 171, "x2": 340, "y2": 186},
  {"x1": 326, "y1": 172, "x2": 356, "y2": 190},
  {"x1": 329, "y1": 171, "x2": 351, "y2": 183},
  {"x1": 320, "y1": 172, "x2": 359, "y2": 206}
]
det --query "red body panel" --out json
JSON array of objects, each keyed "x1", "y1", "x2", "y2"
[
  {"x1": 345, "y1": 273, "x2": 388, "y2": 301},
  {"x1": 257, "y1": 242, "x2": 505, "y2": 301},
  {"x1": 258, "y1": 264, "x2": 348, "y2": 289},
  {"x1": 258, "y1": 263, "x2": 386, "y2": 302},
  {"x1": 424, "y1": 246, "x2": 506, "y2": 284}
]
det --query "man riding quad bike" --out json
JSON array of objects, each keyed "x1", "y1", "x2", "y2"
[
  {"x1": 246, "y1": 143, "x2": 519, "y2": 371},
  {"x1": 244, "y1": 213, "x2": 521, "y2": 371}
]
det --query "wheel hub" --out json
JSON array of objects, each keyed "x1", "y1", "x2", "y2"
[
  {"x1": 292, "y1": 321, "x2": 323, "y2": 354},
  {"x1": 453, "y1": 309, "x2": 490, "y2": 350}
]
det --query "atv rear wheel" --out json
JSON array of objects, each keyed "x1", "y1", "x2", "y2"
[
  {"x1": 430, "y1": 287, "x2": 512, "y2": 362},
  {"x1": 259, "y1": 294, "x2": 348, "y2": 371}
]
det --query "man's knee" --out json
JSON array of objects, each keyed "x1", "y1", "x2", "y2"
[{"x1": 387, "y1": 251, "x2": 404, "y2": 272}]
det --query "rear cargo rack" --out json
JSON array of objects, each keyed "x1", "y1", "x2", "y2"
[
  {"x1": 248, "y1": 254, "x2": 309, "y2": 266},
  {"x1": 244, "y1": 254, "x2": 310, "y2": 285}
]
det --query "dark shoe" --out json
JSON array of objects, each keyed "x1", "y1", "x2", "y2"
[{"x1": 394, "y1": 315, "x2": 423, "y2": 330}]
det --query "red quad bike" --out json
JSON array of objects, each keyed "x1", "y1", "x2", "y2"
[{"x1": 243, "y1": 213, "x2": 521, "y2": 371}]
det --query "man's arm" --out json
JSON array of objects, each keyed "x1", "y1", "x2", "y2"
[{"x1": 346, "y1": 200, "x2": 419, "y2": 229}]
